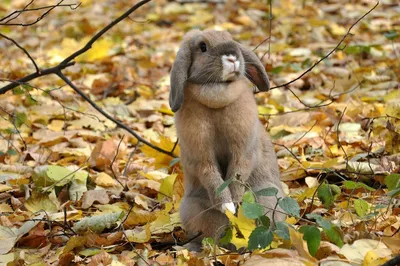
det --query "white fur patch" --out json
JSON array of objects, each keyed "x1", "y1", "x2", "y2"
[
  {"x1": 222, "y1": 202, "x2": 236, "y2": 214},
  {"x1": 221, "y1": 55, "x2": 240, "y2": 81}
]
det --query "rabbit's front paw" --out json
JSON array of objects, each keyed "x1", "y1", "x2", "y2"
[
  {"x1": 221, "y1": 202, "x2": 236, "y2": 214},
  {"x1": 230, "y1": 182, "x2": 245, "y2": 203}
]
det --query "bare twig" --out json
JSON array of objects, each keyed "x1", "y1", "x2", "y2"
[
  {"x1": 0, "y1": 0, "x2": 177, "y2": 157},
  {"x1": 0, "y1": 1, "x2": 81, "y2": 26},
  {"x1": 110, "y1": 136, "x2": 126, "y2": 188},
  {"x1": 259, "y1": 1, "x2": 379, "y2": 91},
  {"x1": 0, "y1": 0, "x2": 152, "y2": 94},
  {"x1": 0, "y1": 33, "x2": 39, "y2": 72},
  {"x1": 56, "y1": 71, "x2": 176, "y2": 157}
]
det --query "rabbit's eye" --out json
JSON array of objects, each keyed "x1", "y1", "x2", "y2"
[{"x1": 199, "y1": 42, "x2": 207, "y2": 52}]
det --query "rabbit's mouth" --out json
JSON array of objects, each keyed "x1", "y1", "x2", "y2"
[
  {"x1": 225, "y1": 71, "x2": 240, "y2": 81},
  {"x1": 221, "y1": 54, "x2": 241, "y2": 81}
]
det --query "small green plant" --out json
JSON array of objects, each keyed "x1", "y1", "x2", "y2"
[{"x1": 215, "y1": 178, "x2": 342, "y2": 256}]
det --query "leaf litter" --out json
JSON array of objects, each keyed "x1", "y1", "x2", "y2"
[{"x1": 0, "y1": 0, "x2": 399, "y2": 265}]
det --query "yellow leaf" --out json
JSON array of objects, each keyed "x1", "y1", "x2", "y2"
[
  {"x1": 289, "y1": 227, "x2": 317, "y2": 263},
  {"x1": 95, "y1": 172, "x2": 120, "y2": 187},
  {"x1": 363, "y1": 250, "x2": 389, "y2": 266},
  {"x1": 158, "y1": 174, "x2": 177, "y2": 200},
  {"x1": 48, "y1": 120, "x2": 65, "y2": 132},
  {"x1": 0, "y1": 203, "x2": 12, "y2": 213},
  {"x1": 297, "y1": 187, "x2": 318, "y2": 202},
  {"x1": 150, "y1": 212, "x2": 181, "y2": 234},
  {"x1": 95, "y1": 202, "x2": 130, "y2": 213},
  {"x1": 124, "y1": 207, "x2": 158, "y2": 227},
  {"x1": 0, "y1": 184, "x2": 12, "y2": 192},
  {"x1": 339, "y1": 239, "x2": 392, "y2": 265},
  {"x1": 141, "y1": 135, "x2": 180, "y2": 168},
  {"x1": 226, "y1": 206, "x2": 256, "y2": 249},
  {"x1": 329, "y1": 23, "x2": 346, "y2": 35},
  {"x1": 78, "y1": 38, "x2": 113, "y2": 62},
  {"x1": 286, "y1": 217, "x2": 297, "y2": 225},
  {"x1": 49, "y1": 38, "x2": 113, "y2": 64},
  {"x1": 25, "y1": 192, "x2": 58, "y2": 213},
  {"x1": 157, "y1": 107, "x2": 174, "y2": 116},
  {"x1": 125, "y1": 224, "x2": 151, "y2": 243}
]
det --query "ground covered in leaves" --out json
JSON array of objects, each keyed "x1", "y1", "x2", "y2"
[{"x1": 0, "y1": 0, "x2": 399, "y2": 265}]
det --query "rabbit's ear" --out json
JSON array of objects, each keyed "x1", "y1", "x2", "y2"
[
  {"x1": 169, "y1": 42, "x2": 192, "y2": 112},
  {"x1": 239, "y1": 44, "x2": 270, "y2": 91}
]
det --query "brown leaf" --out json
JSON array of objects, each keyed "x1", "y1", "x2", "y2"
[{"x1": 81, "y1": 190, "x2": 110, "y2": 209}]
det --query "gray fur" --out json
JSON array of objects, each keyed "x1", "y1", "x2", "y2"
[{"x1": 169, "y1": 30, "x2": 285, "y2": 249}]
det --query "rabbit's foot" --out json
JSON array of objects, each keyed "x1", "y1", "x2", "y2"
[{"x1": 221, "y1": 202, "x2": 236, "y2": 214}]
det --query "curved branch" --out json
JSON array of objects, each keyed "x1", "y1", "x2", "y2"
[
  {"x1": 0, "y1": 0, "x2": 152, "y2": 94},
  {"x1": 0, "y1": 1, "x2": 81, "y2": 26},
  {"x1": 56, "y1": 71, "x2": 177, "y2": 158},
  {"x1": 59, "y1": 0, "x2": 151, "y2": 66},
  {"x1": 258, "y1": 1, "x2": 379, "y2": 92},
  {"x1": 0, "y1": 33, "x2": 39, "y2": 72}
]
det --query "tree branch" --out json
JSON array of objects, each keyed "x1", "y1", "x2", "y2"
[
  {"x1": 56, "y1": 71, "x2": 177, "y2": 157},
  {"x1": 0, "y1": 0, "x2": 81, "y2": 26},
  {"x1": 0, "y1": 33, "x2": 39, "y2": 72},
  {"x1": 257, "y1": 1, "x2": 379, "y2": 92}
]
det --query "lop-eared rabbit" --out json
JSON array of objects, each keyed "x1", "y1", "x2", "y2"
[{"x1": 169, "y1": 30, "x2": 285, "y2": 249}]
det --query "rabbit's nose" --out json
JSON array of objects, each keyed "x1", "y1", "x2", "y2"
[{"x1": 226, "y1": 55, "x2": 237, "y2": 63}]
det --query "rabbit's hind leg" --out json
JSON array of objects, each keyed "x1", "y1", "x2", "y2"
[{"x1": 180, "y1": 195, "x2": 229, "y2": 249}]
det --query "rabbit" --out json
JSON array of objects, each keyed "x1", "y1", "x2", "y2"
[{"x1": 169, "y1": 29, "x2": 285, "y2": 249}]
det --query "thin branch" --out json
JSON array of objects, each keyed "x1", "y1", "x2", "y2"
[
  {"x1": 260, "y1": 1, "x2": 379, "y2": 91},
  {"x1": 0, "y1": 33, "x2": 39, "y2": 73},
  {"x1": 56, "y1": 71, "x2": 177, "y2": 157},
  {"x1": 0, "y1": 1, "x2": 81, "y2": 26},
  {"x1": 59, "y1": 0, "x2": 151, "y2": 66},
  {"x1": 0, "y1": 62, "x2": 75, "y2": 94},
  {"x1": 110, "y1": 136, "x2": 126, "y2": 189},
  {"x1": 0, "y1": 0, "x2": 177, "y2": 158},
  {"x1": 0, "y1": 0, "x2": 152, "y2": 94}
]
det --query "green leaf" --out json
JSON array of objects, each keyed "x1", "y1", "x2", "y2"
[
  {"x1": 343, "y1": 181, "x2": 375, "y2": 191},
  {"x1": 384, "y1": 174, "x2": 400, "y2": 191},
  {"x1": 242, "y1": 191, "x2": 256, "y2": 203},
  {"x1": 248, "y1": 227, "x2": 273, "y2": 250},
  {"x1": 354, "y1": 199, "x2": 369, "y2": 217},
  {"x1": 219, "y1": 227, "x2": 233, "y2": 246},
  {"x1": 14, "y1": 113, "x2": 27, "y2": 128},
  {"x1": 33, "y1": 165, "x2": 88, "y2": 188},
  {"x1": 317, "y1": 183, "x2": 341, "y2": 208},
  {"x1": 306, "y1": 213, "x2": 332, "y2": 230},
  {"x1": 12, "y1": 86, "x2": 25, "y2": 95},
  {"x1": 259, "y1": 216, "x2": 270, "y2": 229},
  {"x1": 72, "y1": 212, "x2": 124, "y2": 234},
  {"x1": 216, "y1": 178, "x2": 233, "y2": 196},
  {"x1": 242, "y1": 202, "x2": 264, "y2": 219},
  {"x1": 202, "y1": 237, "x2": 215, "y2": 247},
  {"x1": 388, "y1": 188, "x2": 400, "y2": 197},
  {"x1": 271, "y1": 65, "x2": 284, "y2": 74},
  {"x1": 299, "y1": 225, "x2": 320, "y2": 256},
  {"x1": 275, "y1": 221, "x2": 289, "y2": 240},
  {"x1": 344, "y1": 45, "x2": 371, "y2": 55},
  {"x1": 7, "y1": 149, "x2": 17, "y2": 156},
  {"x1": 384, "y1": 31, "x2": 399, "y2": 40},
  {"x1": 169, "y1": 157, "x2": 180, "y2": 167},
  {"x1": 278, "y1": 197, "x2": 300, "y2": 217},
  {"x1": 323, "y1": 225, "x2": 344, "y2": 247},
  {"x1": 256, "y1": 187, "x2": 278, "y2": 197}
]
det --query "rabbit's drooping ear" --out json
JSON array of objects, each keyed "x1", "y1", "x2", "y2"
[
  {"x1": 239, "y1": 44, "x2": 270, "y2": 91},
  {"x1": 170, "y1": 43, "x2": 191, "y2": 112}
]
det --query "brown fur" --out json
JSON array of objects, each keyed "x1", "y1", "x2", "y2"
[{"x1": 170, "y1": 30, "x2": 285, "y2": 248}]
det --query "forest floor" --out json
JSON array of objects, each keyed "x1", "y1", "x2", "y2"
[{"x1": 0, "y1": 0, "x2": 399, "y2": 265}]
